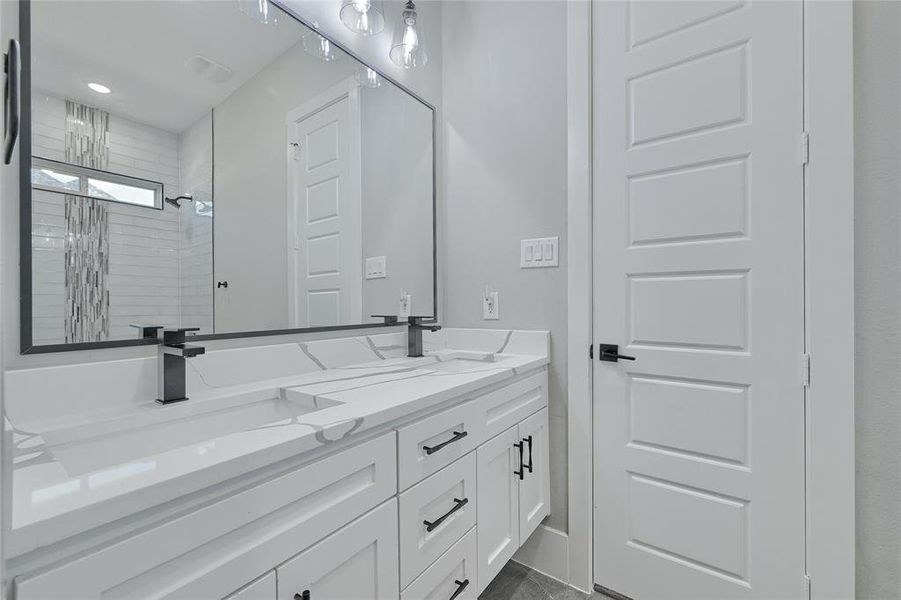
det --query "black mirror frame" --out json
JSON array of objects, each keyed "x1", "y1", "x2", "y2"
[{"x1": 17, "y1": 0, "x2": 438, "y2": 354}]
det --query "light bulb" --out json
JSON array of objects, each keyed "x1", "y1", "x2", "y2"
[
  {"x1": 340, "y1": 0, "x2": 385, "y2": 36},
  {"x1": 355, "y1": 67, "x2": 383, "y2": 88},
  {"x1": 237, "y1": 0, "x2": 276, "y2": 25},
  {"x1": 390, "y1": 1, "x2": 427, "y2": 69},
  {"x1": 302, "y1": 31, "x2": 342, "y2": 62}
]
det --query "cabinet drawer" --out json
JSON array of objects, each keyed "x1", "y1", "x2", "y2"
[
  {"x1": 402, "y1": 527, "x2": 478, "y2": 600},
  {"x1": 224, "y1": 571, "x2": 275, "y2": 600},
  {"x1": 277, "y1": 499, "x2": 399, "y2": 600},
  {"x1": 14, "y1": 432, "x2": 397, "y2": 600},
  {"x1": 475, "y1": 372, "x2": 548, "y2": 440},
  {"x1": 398, "y1": 400, "x2": 483, "y2": 490},
  {"x1": 399, "y1": 453, "x2": 477, "y2": 587}
]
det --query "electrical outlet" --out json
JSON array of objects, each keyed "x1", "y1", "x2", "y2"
[{"x1": 483, "y1": 290, "x2": 499, "y2": 320}]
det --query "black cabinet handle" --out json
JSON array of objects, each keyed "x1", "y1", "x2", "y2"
[
  {"x1": 294, "y1": 592, "x2": 310, "y2": 600},
  {"x1": 424, "y1": 497, "x2": 468, "y2": 532},
  {"x1": 449, "y1": 578, "x2": 470, "y2": 600},
  {"x1": 598, "y1": 343, "x2": 636, "y2": 363},
  {"x1": 4, "y1": 39, "x2": 21, "y2": 165},
  {"x1": 514, "y1": 441, "x2": 524, "y2": 480},
  {"x1": 217, "y1": 281, "x2": 228, "y2": 288},
  {"x1": 523, "y1": 435, "x2": 533, "y2": 473},
  {"x1": 423, "y1": 430, "x2": 468, "y2": 455}
]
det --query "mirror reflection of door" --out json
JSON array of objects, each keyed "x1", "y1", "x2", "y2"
[{"x1": 287, "y1": 81, "x2": 363, "y2": 328}]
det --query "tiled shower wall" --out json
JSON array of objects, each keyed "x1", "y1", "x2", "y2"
[{"x1": 30, "y1": 92, "x2": 213, "y2": 344}]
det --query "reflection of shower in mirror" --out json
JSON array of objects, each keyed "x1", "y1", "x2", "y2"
[{"x1": 164, "y1": 194, "x2": 194, "y2": 208}]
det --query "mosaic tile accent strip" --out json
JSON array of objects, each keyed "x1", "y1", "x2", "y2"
[{"x1": 64, "y1": 100, "x2": 111, "y2": 343}]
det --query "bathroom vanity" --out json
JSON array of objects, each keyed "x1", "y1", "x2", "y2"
[
  {"x1": 1, "y1": 1, "x2": 553, "y2": 597},
  {"x1": 5, "y1": 329, "x2": 550, "y2": 599}
]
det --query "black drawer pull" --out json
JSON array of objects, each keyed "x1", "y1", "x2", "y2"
[
  {"x1": 424, "y1": 497, "x2": 468, "y2": 532},
  {"x1": 524, "y1": 435, "x2": 533, "y2": 473},
  {"x1": 294, "y1": 592, "x2": 310, "y2": 600},
  {"x1": 449, "y1": 578, "x2": 470, "y2": 600},
  {"x1": 514, "y1": 441, "x2": 524, "y2": 480},
  {"x1": 423, "y1": 430, "x2": 468, "y2": 455}
]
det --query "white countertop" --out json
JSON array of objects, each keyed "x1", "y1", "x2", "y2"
[{"x1": 7, "y1": 334, "x2": 548, "y2": 558}]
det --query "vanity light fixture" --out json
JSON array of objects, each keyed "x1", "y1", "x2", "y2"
[
  {"x1": 389, "y1": 0, "x2": 427, "y2": 69},
  {"x1": 355, "y1": 67, "x2": 382, "y2": 88},
  {"x1": 237, "y1": 0, "x2": 276, "y2": 25},
  {"x1": 87, "y1": 82, "x2": 111, "y2": 94},
  {"x1": 339, "y1": 0, "x2": 385, "y2": 36},
  {"x1": 302, "y1": 30, "x2": 342, "y2": 62}
]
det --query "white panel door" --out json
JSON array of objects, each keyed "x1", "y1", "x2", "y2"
[
  {"x1": 476, "y1": 426, "x2": 521, "y2": 594},
  {"x1": 518, "y1": 408, "x2": 550, "y2": 544},
  {"x1": 592, "y1": 2, "x2": 805, "y2": 599},
  {"x1": 277, "y1": 499, "x2": 399, "y2": 600},
  {"x1": 287, "y1": 83, "x2": 362, "y2": 327}
]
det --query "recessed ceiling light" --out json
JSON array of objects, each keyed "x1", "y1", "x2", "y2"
[{"x1": 87, "y1": 82, "x2": 111, "y2": 94}]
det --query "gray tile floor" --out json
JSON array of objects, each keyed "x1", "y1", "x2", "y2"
[{"x1": 479, "y1": 561, "x2": 616, "y2": 600}]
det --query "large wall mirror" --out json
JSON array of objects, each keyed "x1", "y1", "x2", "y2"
[{"x1": 21, "y1": 0, "x2": 435, "y2": 352}]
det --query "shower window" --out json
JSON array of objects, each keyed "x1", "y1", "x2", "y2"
[{"x1": 31, "y1": 157, "x2": 164, "y2": 210}]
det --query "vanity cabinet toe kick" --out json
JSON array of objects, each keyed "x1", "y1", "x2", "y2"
[{"x1": 12, "y1": 370, "x2": 549, "y2": 600}]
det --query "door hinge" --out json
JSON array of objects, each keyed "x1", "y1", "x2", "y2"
[
  {"x1": 589, "y1": 344, "x2": 594, "y2": 360},
  {"x1": 802, "y1": 353, "x2": 811, "y2": 387},
  {"x1": 804, "y1": 574, "x2": 812, "y2": 600},
  {"x1": 801, "y1": 131, "x2": 810, "y2": 165}
]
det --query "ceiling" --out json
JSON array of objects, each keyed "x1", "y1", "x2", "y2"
[{"x1": 31, "y1": 1, "x2": 309, "y2": 133}]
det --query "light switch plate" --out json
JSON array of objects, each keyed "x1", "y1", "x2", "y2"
[
  {"x1": 521, "y1": 237, "x2": 559, "y2": 268},
  {"x1": 365, "y1": 256, "x2": 387, "y2": 279}
]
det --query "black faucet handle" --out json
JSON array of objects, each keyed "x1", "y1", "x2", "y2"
[
  {"x1": 130, "y1": 324, "x2": 163, "y2": 340},
  {"x1": 407, "y1": 316, "x2": 441, "y2": 332},
  {"x1": 162, "y1": 327, "x2": 201, "y2": 344}
]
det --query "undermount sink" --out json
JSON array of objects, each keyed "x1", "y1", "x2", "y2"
[
  {"x1": 40, "y1": 394, "x2": 344, "y2": 477},
  {"x1": 424, "y1": 355, "x2": 507, "y2": 373}
]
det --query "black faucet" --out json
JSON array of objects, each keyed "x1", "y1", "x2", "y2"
[
  {"x1": 157, "y1": 328, "x2": 205, "y2": 404},
  {"x1": 407, "y1": 316, "x2": 441, "y2": 358}
]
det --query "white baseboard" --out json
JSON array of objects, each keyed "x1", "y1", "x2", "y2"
[{"x1": 512, "y1": 525, "x2": 570, "y2": 585}]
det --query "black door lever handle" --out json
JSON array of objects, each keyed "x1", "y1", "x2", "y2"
[{"x1": 598, "y1": 344, "x2": 636, "y2": 362}]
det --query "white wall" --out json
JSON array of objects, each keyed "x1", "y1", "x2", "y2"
[
  {"x1": 441, "y1": 1, "x2": 568, "y2": 532},
  {"x1": 360, "y1": 83, "x2": 434, "y2": 319},
  {"x1": 854, "y1": 3, "x2": 901, "y2": 597}
]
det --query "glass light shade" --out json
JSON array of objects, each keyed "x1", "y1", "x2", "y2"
[
  {"x1": 355, "y1": 67, "x2": 383, "y2": 88},
  {"x1": 302, "y1": 31, "x2": 342, "y2": 62},
  {"x1": 340, "y1": 0, "x2": 385, "y2": 36},
  {"x1": 237, "y1": 0, "x2": 276, "y2": 25},
  {"x1": 389, "y1": 1, "x2": 427, "y2": 69}
]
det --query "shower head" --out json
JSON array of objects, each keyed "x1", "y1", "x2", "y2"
[{"x1": 164, "y1": 193, "x2": 194, "y2": 208}]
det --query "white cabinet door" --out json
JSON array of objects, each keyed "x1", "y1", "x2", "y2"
[
  {"x1": 277, "y1": 500, "x2": 399, "y2": 600},
  {"x1": 476, "y1": 425, "x2": 521, "y2": 594},
  {"x1": 224, "y1": 572, "x2": 276, "y2": 600},
  {"x1": 518, "y1": 408, "x2": 550, "y2": 544}
]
